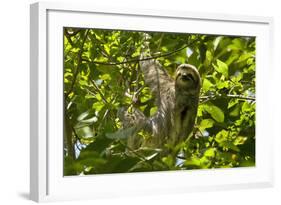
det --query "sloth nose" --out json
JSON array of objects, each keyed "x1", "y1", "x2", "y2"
[{"x1": 182, "y1": 73, "x2": 194, "y2": 81}]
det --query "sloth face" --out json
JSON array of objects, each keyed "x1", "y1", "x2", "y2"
[{"x1": 175, "y1": 64, "x2": 201, "y2": 91}]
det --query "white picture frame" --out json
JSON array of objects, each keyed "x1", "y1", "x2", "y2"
[{"x1": 30, "y1": 2, "x2": 274, "y2": 202}]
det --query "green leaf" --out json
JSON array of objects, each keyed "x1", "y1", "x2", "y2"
[
  {"x1": 145, "y1": 152, "x2": 159, "y2": 161},
  {"x1": 184, "y1": 157, "x2": 201, "y2": 168},
  {"x1": 162, "y1": 155, "x2": 175, "y2": 169},
  {"x1": 77, "y1": 111, "x2": 90, "y2": 121},
  {"x1": 100, "y1": 74, "x2": 111, "y2": 81},
  {"x1": 204, "y1": 148, "x2": 216, "y2": 158},
  {"x1": 204, "y1": 50, "x2": 213, "y2": 66},
  {"x1": 216, "y1": 81, "x2": 229, "y2": 89},
  {"x1": 229, "y1": 105, "x2": 240, "y2": 117},
  {"x1": 213, "y1": 36, "x2": 223, "y2": 50},
  {"x1": 85, "y1": 94, "x2": 95, "y2": 99},
  {"x1": 92, "y1": 101, "x2": 104, "y2": 112},
  {"x1": 215, "y1": 130, "x2": 228, "y2": 144},
  {"x1": 215, "y1": 130, "x2": 240, "y2": 152},
  {"x1": 228, "y1": 99, "x2": 238, "y2": 109},
  {"x1": 104, "y1": 44, "x2": 111, "y2": 54},
  {"x1": 228, "y1": 38, "x2": 245, "y2": 50},
  {"x1": 150, "y1": 107, "x2": 158, "y2": 115},
  {"x1": 234, "y1": 136, "x2": 247, "y2": 145},
  {"x1": 113, "y1": 157, "x2": 140, "y2": 173},
  {"x1": 83, "y1": 136, "x2": 112, "y2": 154},
  {"x1": 242, "y1": 101, "x2": 252, "y2": 112},
  {"x1": 199, "y1": 119, "x2": 215, "y2": 131},
  {"x1": 204, "y1": 103, "x2": 225, "y2": 123},
  {"x1": 106, "y1": 126, "x2": 138, "y2": 140},
  {"x1": 81, "y1": 116, "x2": 98, "y2": 123},
  {"x1": 77, "y1": 151, "x2": 107, "y2": 167},
  {"x1": 187, "y1": 50, "x2": 200, "y2": 67},
  {"x1": 202, "y1": 79, "x2": 213, "y2": 91},
  {"x1": 75, "y1": 126, "x2": 94, "y2": 139},
  {"x1": 95, "y1": 93, "x2": 102, "y2": 101},
  {"x1": 176, "y1": 56, "x2": 185, "y2": 64},
  {"x1": 213, "y1": 59, "x2": 228, "y2": 78},
  {"x1": 64, "y1": 156, "x2": 82, "y2": 175}
]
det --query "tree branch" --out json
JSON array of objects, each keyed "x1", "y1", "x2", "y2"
[
  {"x1": 64, "y1": 30, "x2": 74, "y2": 46},
  {"x1": 65, "y1": 30, "x2": 89, "y2": 98},
  {"x1": 118, "y1": 140, "x2": 155, "y2": 170},
  {"x1": 64, "y1": 113, "x2": 76, "y2": 160},
  {"x1": 200, "y1": 94, "x2": 256, "y2": 103},
  {"x1": 225, "y1": 94, "x2": 256, "y2": 101}
]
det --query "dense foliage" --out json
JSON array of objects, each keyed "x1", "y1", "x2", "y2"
[{"x1": 63, "y1": 28, "x2": 255, "y2": 175}]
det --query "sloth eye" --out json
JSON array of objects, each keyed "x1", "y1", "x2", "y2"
[{"x1": 181, "y1": 73, "x2": 195, "y2": 82}]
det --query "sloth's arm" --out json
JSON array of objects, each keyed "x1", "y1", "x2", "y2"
[{"x1": 139, "y1": 58, "x2": 173, "y2": 97}]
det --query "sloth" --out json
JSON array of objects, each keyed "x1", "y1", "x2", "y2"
[
  {"x1": 116, "y1": 40, "x2": 201, "y2": 151},
  {"x1": 118, "y1": 58, "x2": 201, "y2": 150}
]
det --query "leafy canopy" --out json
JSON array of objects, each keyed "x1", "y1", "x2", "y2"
[{"x1": 63, "y1": 28, "x2": 255, "y2": 175}]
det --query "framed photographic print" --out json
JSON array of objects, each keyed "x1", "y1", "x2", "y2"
[{"x1": 30, "y1": 2, "x2": 274, "y2": 202}]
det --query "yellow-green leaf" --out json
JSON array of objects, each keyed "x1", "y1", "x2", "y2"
[
  {"x1": 214, "y1": 59, "x2": 228, "y2": 78},
  {"x1": 199, "y1": 119, "x2": 215, "y2": 131},
  {"x1": 204, "y1": 103, "x2": 224, "y2": 123}
]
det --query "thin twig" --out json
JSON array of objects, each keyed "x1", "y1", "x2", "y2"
[
  {"x1": 89, "y1": 44, "x2": 190, "y2": 66},
  {"x1": 225, "y1": 94, "x2": 255, "y2": 101},
  {"x1": 118, "y1": 140, "x2": 154, "y2": 169},
  {"x1": 176, "y1": 155, "x2": 186, "y2": 160},
  {"x1": 200, "y1": 94, "x2": 255, "y2": 103},
  {"x1": 89, "y1": 78, "x2": 108, "y2": 104}
]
